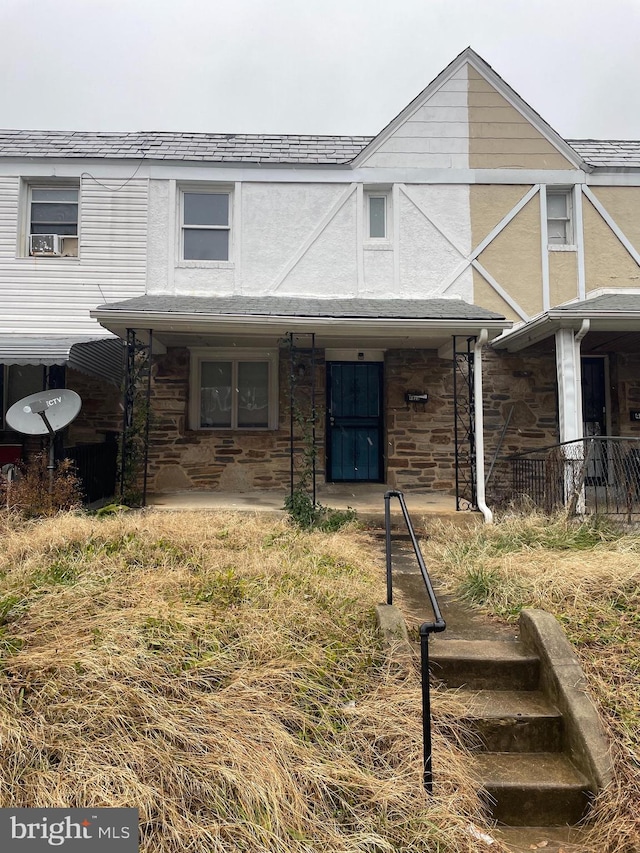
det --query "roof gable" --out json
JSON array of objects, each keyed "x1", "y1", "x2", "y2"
[{"x1": 352, "y1": 47, "x2": 585, "y2": 171}]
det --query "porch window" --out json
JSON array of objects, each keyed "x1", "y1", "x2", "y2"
[{"x1": 189, "y1": 348, "x2": 278, "y2": 430}]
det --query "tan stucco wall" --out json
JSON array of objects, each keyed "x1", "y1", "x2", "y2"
[
  {"x1": 583, "y1": 195, "x2": 640, "y2": 292},
  {"x1": 467, "y1": 67, "x2": 574, "y2": 170},
  {"x1": 473, "y1": 189, "x2": 543, "y2": 319},
  {"x1": 590, "y1": 187, "x2": 640, "y2": 261},
  {"x1": 549, "y1": 251, "x2": 578, "y2": 307}
]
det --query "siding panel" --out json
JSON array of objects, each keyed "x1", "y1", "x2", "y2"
[{"x1": 0, "y1": 177, "x2": 148, "y2": 335}]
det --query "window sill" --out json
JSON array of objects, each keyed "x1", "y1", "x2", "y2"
[
  {"x1": 177, "y1": 260, "x2": 234, "y2": 270},
  {"x1": 548, "y1": 245, "x2": 577, "y2": 252},
  {"x1": 189, "y1": 426, "x2": 276, "y2": 433},
  {"x1": 17, "y1": 255, "x2": 81, "y2": 262},
  {"x1": 364, "y1": 243, "x2": 393, "y2": 251}
]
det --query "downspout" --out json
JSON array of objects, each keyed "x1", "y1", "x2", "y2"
[{"x1": 474, "y1": 329, "x2": 493, "y2": 524}]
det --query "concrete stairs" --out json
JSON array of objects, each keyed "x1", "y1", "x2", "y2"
[{"x1": 430, "y1": 635, "x2": 592, "y2": 827}]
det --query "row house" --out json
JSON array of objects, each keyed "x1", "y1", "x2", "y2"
[{"x1": 2, "y1": 48, "x2": 640, "y2": 515}]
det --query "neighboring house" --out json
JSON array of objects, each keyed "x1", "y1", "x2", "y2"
[{"x1": 2, "y1": 48, "x2": 640, "y2": 512}]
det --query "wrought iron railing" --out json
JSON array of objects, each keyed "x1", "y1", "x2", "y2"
[
  {"x1": 384, "y1": 490, "x2": 446, "y2": 793},
  {"x1": 66, "y1": 436, "x2": 118, "y2": 504},
  {"x1": 507, "y1": 436, "x2": 640, "y2": 519}
]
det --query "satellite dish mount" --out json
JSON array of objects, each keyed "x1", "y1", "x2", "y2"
[{"x1": 5, "y1": 390, "x2": 82, "y2": 492}]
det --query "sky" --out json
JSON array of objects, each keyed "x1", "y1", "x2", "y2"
[{"x1": 2, "y1": 0, "x2": 640, "y2": 140}]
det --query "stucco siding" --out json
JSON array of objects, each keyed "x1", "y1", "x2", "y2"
[
  {"x1": 468, "y1": 67, "x2": 574, "y2": 170},
  {"x1": 589, "y1": 187, "x2": 640, "y2": 259},
  {"x1": 475, "y1": 193, "x2": 543, "y2": 318},
  {"x1": 470, "y1": 185, "x2": 534, "y2": 249},
  {"x1": 583, "y1": 197, "x2": 640, "y2": 292},
  {"x1": 549, "y1": 251, "x2": 578, "y2": 307}
]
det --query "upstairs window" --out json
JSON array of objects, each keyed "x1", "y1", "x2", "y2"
[
  {"x1": 368, "y1": 195, "x2": 387, "y2": 238},
  {"x1": 28, "y1": 186, "x2": 79, "y2": 257},
  {"x1": 182, "y1": 191, "x2": 230, "y2": 261},
  {"x1": 364, "y1": 190, "x2": 391, "y2": 243},
  {"x1": 547, "y1": 190, "x2": 573, "y2": 247}
]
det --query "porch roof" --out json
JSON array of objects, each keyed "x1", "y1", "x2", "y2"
[
  {"x1": 92, "y1": 295, "x2": 509, "y2": 350},
  {"x1": 493, "y1": 292, "x2": 640, "y2": 352}
]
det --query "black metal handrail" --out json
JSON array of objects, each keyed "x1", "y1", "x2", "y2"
[{"x1": 384, "y1": 489, "x2": 446, "y2": 794}]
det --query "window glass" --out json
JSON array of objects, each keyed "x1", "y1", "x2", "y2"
[
  {"x1": 237, "y1": 362, "x2": 269, "y2": 427},
  {"x1": 369, "y1": 196, "x2": 386, "y2": 238},
  {"x1": 547, "y1": 193, "x2": 567, "y2": 219},
  {"x1": 184, "y1": 193, "x2": 228, "y2": 226},
  {"x1": 6, "y1": 365, "x2": 44, "y2": 409},
  {"x1": 30, "y1": 188, "x2": 78, "y2": 236},
  {"x1": 200, "y1": 361, "x2": 232, "y2": 427},
  {"x1": 184, "y1": 229, "x2": 229, "y2": 261}
]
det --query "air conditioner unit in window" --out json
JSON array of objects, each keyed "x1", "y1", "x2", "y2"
[{"x1": 29, "y1": 234, "x2": 63, "y2": 256}]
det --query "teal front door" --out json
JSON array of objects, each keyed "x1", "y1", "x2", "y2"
[{"x1": 326, "y1": 362, "x2": 383, "y2": 482}]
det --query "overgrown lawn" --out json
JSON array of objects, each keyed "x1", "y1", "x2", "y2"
[{"x1": 0, "y1": 510, "x2": 492, "y2": 853}]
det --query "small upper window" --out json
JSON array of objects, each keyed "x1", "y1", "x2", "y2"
[
  {"x1": 547, "y1": 190, "x2": 573, "y2": 247},
  {"x1": 369, "y1": 195, "x2": 387, "y2": 239},
  {"x1": 29, "y1": 186, "x2": 79, "y2": 257},
  {"x1": 182, "y1": 191, "x2": 230, "y2": 261}
]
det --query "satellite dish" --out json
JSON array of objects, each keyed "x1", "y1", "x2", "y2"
[{"x1": 6, "y1": 389, "x2": 82, "y2": 435}]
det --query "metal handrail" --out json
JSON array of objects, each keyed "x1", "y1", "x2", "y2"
[{"x1": 384, "y1": 489, "x2": 446, "y2": 794}]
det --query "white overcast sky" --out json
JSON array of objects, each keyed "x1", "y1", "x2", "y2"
[{"x1": 2, "y1": 0, "x2": 640, "y2": 140}]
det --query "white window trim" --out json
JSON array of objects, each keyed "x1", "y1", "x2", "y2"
[
  {"x1": 547, "y1": 188, "x2": 576, "y2": 251},
  {"x1": 178, "y1": 185, "x2": 234, "y2": 267},
  {"x1": 189, "y1": 347, "x2": 279, "y2": 431},
  {"x1": 364, "y1": 189, "x2": 392, "y2": 244},
  {"x1": 20, "y1": 180, "x2": 80, "y2": 259}
]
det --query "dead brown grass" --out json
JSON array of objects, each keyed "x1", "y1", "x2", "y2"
[
  {"x1": 0, "y1": 510, "x2": 496, "y2": 853},
  {"x1": 425, "y1": 513, "x2": 640, "y2": 853}
]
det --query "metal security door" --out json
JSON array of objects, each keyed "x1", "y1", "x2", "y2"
[{"x1": 326, "y1": 362, "x2": 383, "y2": 482}]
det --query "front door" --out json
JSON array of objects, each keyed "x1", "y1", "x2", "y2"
[
  {"x1": 582, "y1": 356, "x2": 607, "y2": 483},
  {"x1": 326, "y1": 361, "x2": 383, "y2": 482}
]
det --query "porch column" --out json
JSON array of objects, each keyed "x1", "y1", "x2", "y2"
[
  {"x1": 555, "y1": 327, "x2": 585, "y2": 444},
  {"x1": 555, "y1": 325, "x2": 588, "y2": 512}
]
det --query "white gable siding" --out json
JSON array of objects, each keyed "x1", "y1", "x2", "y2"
[
  {"x1": 0, "y1": 176, "x2": 147, "y2": 336},
  {"x1": 362, "y1": 65, "x2": 470, "y2": 169}
]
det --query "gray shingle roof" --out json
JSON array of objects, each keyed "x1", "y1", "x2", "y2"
[
  {"x1": 3, "y1": 129, "x2": 638, "y2": 169},
  {"x1": 99, "y1": 295, "x2": 506, "y2": 321},
  {"x1": 555, "y1": 293, "x2": 640, "y2": 313},
  {"x1": 0, "y1": 130, "x2": 372, "y2": 164},
  {"x1": 567, "y1": 140, "x2": 640, "y2": 168}
]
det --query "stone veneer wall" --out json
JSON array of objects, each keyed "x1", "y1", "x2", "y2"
[
  {"x1": 65, "y1": 368, "x2": 122, "y2": 445},
  {"x1": 147, "y1": 346, "x2": 326, "y2": 492},
  {"x1": 385, "y1": 349, "x2": 457, "y2": 492},
  {"x1": 611, "y1": 351, "x2": 640, "y2": 437},
  {"x1": 146, "y1": 343, "x2": 566, "y2": 496}
]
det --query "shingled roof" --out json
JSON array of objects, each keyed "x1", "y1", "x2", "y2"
[
  {"x1": 97, "y1": 295, "x2": 506, "y2": 321},
  {"x1": 566, "y1": 140, "x2": 640, "y2": 169},
  {"x1": 1, "y1": 129, "x2": 638, "y2": 169},
  {"x1": 0, "y1": 130, "x2": 372, "y2": 164}
]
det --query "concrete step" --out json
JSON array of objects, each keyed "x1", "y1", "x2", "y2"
[
  {"x1": 476, "y1": 752, "x2": 591, "y2": 826},
  {"x1": 455, "y1": 689, "x2": 563, "y2": 753},
  {"x1": 430, "y1": 639, "x2": 540, "y2": 690}
]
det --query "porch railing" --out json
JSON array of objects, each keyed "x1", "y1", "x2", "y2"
[
  {"x1": 66, "y1": 435, "x2": 118, "y2": 504},
  {"x1": 507, "y1": 436, "x2": 640, "y2": 518},
  {"x1": 384, "y1": 490, "x2": 446, "y2": 793}
]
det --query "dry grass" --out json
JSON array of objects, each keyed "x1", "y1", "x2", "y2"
[
  {"x1": 424, "y1": 512, "x2": 640, "y2": 853},
  {"x1": 0, "y1": 510, "x2": 496, "y2": 853}
]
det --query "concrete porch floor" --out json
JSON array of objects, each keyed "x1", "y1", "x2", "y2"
[{"x1": 145, "y1": 484, "x2": 474, "y2": 528}]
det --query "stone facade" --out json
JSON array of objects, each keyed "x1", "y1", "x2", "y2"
[{"x1": 144, "y1": 343, "x2": 564, "y2": 497}]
